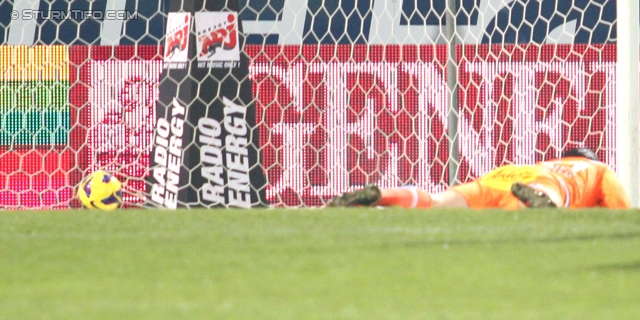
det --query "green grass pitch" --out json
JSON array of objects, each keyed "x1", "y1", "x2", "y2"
[{"x1": 1, "y1": 207, "x2": 640, "y2": 319}]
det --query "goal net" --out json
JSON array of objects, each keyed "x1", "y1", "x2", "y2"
[
  {"x1": 243, "y1": 0, "x2": 623, "y2": 207},
  {"x1": 0, "y1": 0, "x2": 632, "y2": 209}
]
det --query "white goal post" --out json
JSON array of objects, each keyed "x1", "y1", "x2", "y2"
[{"x1": 616, "y1": 0, "x2": 640, "y2": 207}]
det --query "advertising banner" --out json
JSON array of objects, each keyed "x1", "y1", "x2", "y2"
[
  {"x1": 247, "y1": 44, "x2": 617, "y2": 206},
  {"x1": 147, "y1": 0, "x2": 266, "y2": 208},
  {"x1": 69, "y1": 45, "x2": 164, "y2": 207},
  {"x1": 71, "y1": 43, "x2": 619, "y2": 208},
  {"x1": 0, "y1": 46, "x2": 72, "y2": 208}
]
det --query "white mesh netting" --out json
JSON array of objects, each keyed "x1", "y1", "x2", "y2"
[{"x1": 0, "y1": 0, "x2": 626, "y2": 208}]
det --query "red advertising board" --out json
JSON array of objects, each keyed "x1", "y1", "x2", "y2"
[
  {"x1": 247, "y1": 44, "x2": 617, "y2": 206},
  {"x1": 69, "y1": 46, "x2": 163, "y2": 206},
  {"x1": 12, "y1": 43, "x2": 610, "y2": 209},
  {"x1": 0, "y1": 46, "x2": 72, "y2": 208},
  {"x1": 456, "y1": 44, "x2": 615, "y2": 180}
]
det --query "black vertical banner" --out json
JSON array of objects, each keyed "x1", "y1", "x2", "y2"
[{"x1": 147, "y1": 0, "x2": 267, "y2": 208}]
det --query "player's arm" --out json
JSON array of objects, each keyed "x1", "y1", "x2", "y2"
[{"x1": 599, "y1": 169, "x2": 632, "y2": 208}]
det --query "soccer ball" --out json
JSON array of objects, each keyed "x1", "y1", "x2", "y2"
[{"x1": 77, "y1": 170, "x2": 123, "y2": 210}]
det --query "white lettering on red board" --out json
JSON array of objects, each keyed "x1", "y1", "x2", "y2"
[{"x1": 250, "y1": 60, "x2": 610, "y2": 204}]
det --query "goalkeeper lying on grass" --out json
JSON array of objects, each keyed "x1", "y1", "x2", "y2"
[{"x1": 328, "y1": 148, "x2": 630, "y2": 209}]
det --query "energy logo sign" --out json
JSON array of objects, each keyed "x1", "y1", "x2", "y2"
[
  {"x1": 195, "y1": 12, "x2": 240, "y2": 68},
  {"x1": 164, "y1": 12, "x2": 191, "y2": 69}
]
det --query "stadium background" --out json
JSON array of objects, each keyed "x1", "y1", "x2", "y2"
[{"x1": 0, "y1": 0, "x2": 621, "y2": 208}]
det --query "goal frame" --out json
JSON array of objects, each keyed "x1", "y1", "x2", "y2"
[{"x1": 616, "y1": 0, "x2": 639, "y2": 207}]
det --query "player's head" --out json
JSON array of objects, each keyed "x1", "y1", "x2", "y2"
[{"x1": 561, "y1": 147, "x2": 599, "y2": 161}]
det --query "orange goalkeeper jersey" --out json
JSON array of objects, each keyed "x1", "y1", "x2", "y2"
[
  {"x1": 451, "y1": 157, "x2": 631, "y2": 209},
  {"x1": 533, "y1": 157, "x2": 630, "y2": 208},
  {"x1": 470, "y1": 157, "x2": 631, "y2": 209}
]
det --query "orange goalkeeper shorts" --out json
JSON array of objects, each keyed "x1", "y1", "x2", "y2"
[{"x1": 449, "y1": 165, "x2": 564, "y2": 210}]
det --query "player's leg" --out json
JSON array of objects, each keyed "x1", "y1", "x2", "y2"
[
  {"x1": 327, "y1": 185, "x2": 469, "y2": 208},
  {"x1": 376, "y1": 187, "x2": 469, "y2": 208},
  {"x1": 428, "y1": 189, "x2": 470, "y2": 208},
  {"x1": 326, "y1": 184, "x2": 382, "y2": 207},
  {"x1": 374, "y1": 187, "x2": 436, "y2": 208},
  {"x1": 510, "y1": 179, "x2": 563, "y2": 208},
  {"x1": 510, "y1": 182, "x2": 556, "y2": 208}
]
